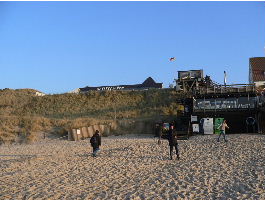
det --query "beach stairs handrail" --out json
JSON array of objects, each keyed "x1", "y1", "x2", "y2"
[
  {"x1": 175, "y1": 116, "x2": 190, "y2": 140},
  {"x1": 176, "y1": 131, "x2": 189, "y2": 140},
  {"x1": 176, "y1": 122, "x2": 190, "y2": 140}
]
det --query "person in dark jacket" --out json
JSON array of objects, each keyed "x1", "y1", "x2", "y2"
[
  {"x1": 168, "y1": 124, "x2": 180, "y2": 160},
  {"x1": 154, "y1": 123, "x2": 162, "y2": 145},
  {"x1": 158, "y1": 125, "x2": 162, "y2": 145},
  {"x1": 90, "y1": 130, "x2": 101, "y2": 157}
]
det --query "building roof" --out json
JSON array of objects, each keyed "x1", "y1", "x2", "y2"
[
  {"x1": 250, "y1": 57, "x2": 265, "y2": 82},
  {"x1": 79, "y1": 77, "x2": 163, "y2": 92},
  {"x1": 142, "y1": 77, "x2": 159, "y2": 87}
]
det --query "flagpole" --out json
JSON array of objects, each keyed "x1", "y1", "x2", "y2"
[{"x1": 224, "y1": 71, "x2": 227, "y2": 87}]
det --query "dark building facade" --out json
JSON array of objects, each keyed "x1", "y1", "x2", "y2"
[
  {"x1": 79, "y1": 77, "x2": 163, "y2": 93},
  {"x1": 188, "y1": 84, "x2": 265, "y2": 134},
  {"x1": 192, "y1": 95, "x2": 259, "y2": 134}
]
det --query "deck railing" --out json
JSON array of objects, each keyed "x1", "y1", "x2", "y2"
[{"x1": 197, "y1": 84, "x2": 256, "y2": 95}]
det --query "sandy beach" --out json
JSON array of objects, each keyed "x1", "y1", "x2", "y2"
[{"x1": 0, "y1": 134, "x2": 265, "y2": 200}]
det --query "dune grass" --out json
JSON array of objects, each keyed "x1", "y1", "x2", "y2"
[{"x1": 0, "y1": 88, "x2": 180, "y2": 143}]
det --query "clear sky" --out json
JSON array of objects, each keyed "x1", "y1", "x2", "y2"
[{"x1": 0, "y1": 1, "x2": 265, "y2": 94}]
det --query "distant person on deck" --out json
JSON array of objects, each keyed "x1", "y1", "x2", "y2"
[
  {"x1": 217, "y1": 120, "x2": 229, "y2": 142},
  {"x1": 90, "y1": 130, "x2": 101, "y2": 157},
  {"x1": 168, "y1": 124, "x2": 180, "y2": 160}
]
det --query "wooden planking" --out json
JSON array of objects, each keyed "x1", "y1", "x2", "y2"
[{"x1": 69, "y1": 125, "x2": 110, "y2": 141}]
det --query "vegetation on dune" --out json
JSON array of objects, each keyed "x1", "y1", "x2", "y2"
[{"x1": 0, "y1": 88, "x2": 179, "y2": 144}]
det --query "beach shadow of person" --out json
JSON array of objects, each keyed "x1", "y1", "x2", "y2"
[
  {"x1": 76, "y1": 153, "x2": 98, "y2": 160},
  {"x1": 76, "y1": 153, "x2": 89, "y2": 158},
  {"x1": 104, "y1": 146, "x2": 134, "y2": 153},
  {"x1": 0, "y1": 154, "x2": 39, "y2": 168}
]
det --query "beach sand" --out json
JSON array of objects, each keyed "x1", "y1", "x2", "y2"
[{"x1": 0, "y1": 134, "x2": 265, "y2": 199}]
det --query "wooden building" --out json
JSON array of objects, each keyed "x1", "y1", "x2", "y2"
[
  {"x1": 249, "y1": 57, "x2": 265, "y2": 87},
  {"x1": 175, "y1": 69, "x2": 265, "y2": 134},
  {"x1": 191, "y1": 84, "x2": 262, "y2": 133}
]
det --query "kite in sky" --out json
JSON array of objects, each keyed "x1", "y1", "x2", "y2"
[{"x1": 169, "y1": 57, "x2": 175, "y2": 61}]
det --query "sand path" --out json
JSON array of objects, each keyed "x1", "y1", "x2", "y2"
[{"x1": 0, "y1": 134, "x2": 265, "y2": 199}]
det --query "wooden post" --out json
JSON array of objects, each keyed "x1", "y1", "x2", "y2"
[
  {"x1": 215, "y1": 97, "x2": 216, "y2": 113},
  {"x1": 187, "y1": 121, "x2": 191, "y2": 139},
  {"x1": 257, "y1": 112, "x2": 260, "y2": 133},
  {"x1": 203, "y1": 96, "x2": 206, "y2": 114}
]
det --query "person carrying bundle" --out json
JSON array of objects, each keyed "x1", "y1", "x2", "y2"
[{"x1": 90, "y1": 130, "x2": 101, "y2": 157}]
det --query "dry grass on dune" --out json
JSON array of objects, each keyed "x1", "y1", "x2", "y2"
[
  {"x1": 0, "y1": 115, "x2": 115, "y2": 144},
  {"x1": 0, "y1": 88, "x2": 180, "y2": 144},
  {"x1": 0, "y1": 88, "x2": 179, "y2": 119}
]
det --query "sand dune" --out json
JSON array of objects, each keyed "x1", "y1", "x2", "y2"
[{"x1": 0, "y1": 134, "x2": 265, "y2": 199}]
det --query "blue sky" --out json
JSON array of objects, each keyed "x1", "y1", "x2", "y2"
[{"x1": 0, "y1": 1, "x2": 265, "y2": 94}]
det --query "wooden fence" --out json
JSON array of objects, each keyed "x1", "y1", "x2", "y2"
[{"x1": 68, "y1": 124, "x2": 110, "y2": 141}]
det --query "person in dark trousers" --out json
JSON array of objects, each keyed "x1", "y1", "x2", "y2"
[
  {"x1": 168, "y1": 124, "x2": 180, "y2": 160},
  {"x1": 154, "y1": 123, "x2": 163, "y2": 145},
  {"x1": 158, "y1": 125, "x2": 162, "y2": 145},
  {"x1": 90, "y1": 130, "x2": 101, "y2": 157},
  {"x1": 217, "y1": 120, "x2": 229, "y2": 142}
]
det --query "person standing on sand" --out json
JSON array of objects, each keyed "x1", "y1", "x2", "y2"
[
  {"x1": 217, "y1": 120, "x2": 229, "y2": 142},
  {"x1": 168, "y1": 124, "x2": 180, "y2": 160},
  {"x1": 154, "y1": 123, "x2": 162, "y2": 145},
  {"x1": 90, "y1": 130, "x2": 101, "y2": 157},
  {"x1": 158, "y1": 125, "x2": 162, "y2": 145}
]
